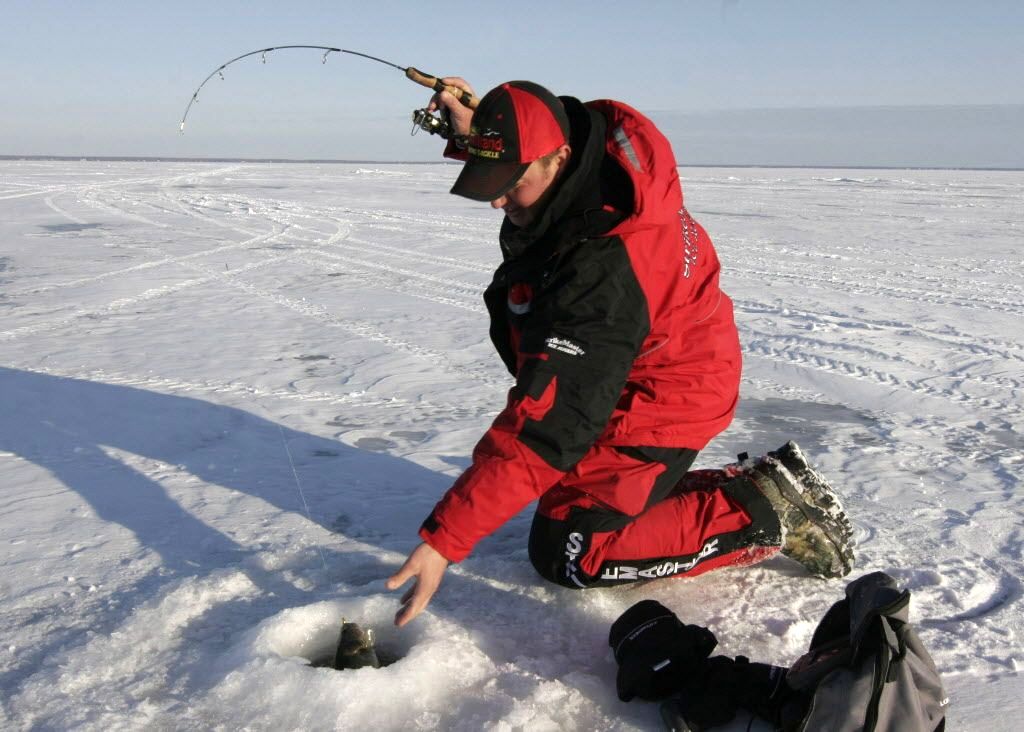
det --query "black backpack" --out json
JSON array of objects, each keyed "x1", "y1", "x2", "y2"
[{"x1": 783, "y1": 571, "x2": 948, "y2": 731}]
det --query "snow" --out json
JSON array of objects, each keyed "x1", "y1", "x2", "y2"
[{"x1": 1, "y1": 160, "x2": 1022, "y2": 730}]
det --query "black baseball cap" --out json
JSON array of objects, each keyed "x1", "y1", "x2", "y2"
[{"x1": 450, "y1": 81, "x2": 571, "y2": 202}]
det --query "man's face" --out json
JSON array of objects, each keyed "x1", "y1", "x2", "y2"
[{"x1": 490, "y1": 150, "x2": 568, "y2": 227}]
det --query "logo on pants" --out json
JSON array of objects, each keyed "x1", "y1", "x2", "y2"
[
  {"x1": 564, "y1": 532, "x2": 586, "y2": 588},
  {"x1": 600, "y1": 538, "x2": 720, "y2": 581}
]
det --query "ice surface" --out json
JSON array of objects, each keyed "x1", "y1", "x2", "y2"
[{"x1": 1, "y1": 161, "x2": 1022, "y2": 729}]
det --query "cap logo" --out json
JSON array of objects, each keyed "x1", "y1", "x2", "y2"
[
  {"x1": 448, "y1": 81, "x2": 565, "y2": 202},
  {"x1": 467, "y1": 129, "x2": 505, "y2": 160}
]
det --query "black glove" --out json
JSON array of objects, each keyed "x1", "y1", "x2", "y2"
[
  {"x1": 672, "y1": 655, "x2": 796, "y2": 730},
  {"x1": 609, "y1": 600, "x2": 717, "y2": 702}
]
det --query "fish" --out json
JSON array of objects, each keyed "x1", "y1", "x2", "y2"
[{"x1": 333, "y1": 619, "x2": 381, "y2": 670}]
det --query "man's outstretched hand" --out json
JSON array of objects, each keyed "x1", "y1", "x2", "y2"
[{"x1": 386, "y1": 542, "x2": 450, "y2": 627}]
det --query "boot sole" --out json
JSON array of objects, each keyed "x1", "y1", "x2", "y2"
[
  {"x1": 769, "y1": 442, "x2": 855, "y2": 543},
  {"x1": 749, "y1": 457, "x2": 855, "y2": 578}
]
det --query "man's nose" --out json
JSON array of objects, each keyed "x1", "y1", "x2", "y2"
[{"x1": 490, "y1": 196, "x2": 507, "y2": 210}]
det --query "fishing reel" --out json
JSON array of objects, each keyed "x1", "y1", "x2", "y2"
[{"x1": 411, "y1": 107, "x2": 453, "y2": 139}]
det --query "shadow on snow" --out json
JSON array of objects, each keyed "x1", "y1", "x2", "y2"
[{"x1": 0, "y1": 367, "x2": 620, "y2": 709}]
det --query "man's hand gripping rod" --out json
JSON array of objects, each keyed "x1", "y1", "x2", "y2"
[
  {"x1": 405, "y1": 68, "x2": 478, "y2": 109},
  {"x1": 404, "y1": 68, "x2": 477, "y2": 139}
]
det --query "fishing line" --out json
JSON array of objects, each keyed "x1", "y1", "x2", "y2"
[
  {"x1": 179, "y1": 44, "x2": 475, "y2": 574},
  {"x1": 277, "y1": 422, "x2": 329, "y2": 572}
]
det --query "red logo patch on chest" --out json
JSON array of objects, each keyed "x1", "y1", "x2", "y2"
[{"x1": 508, "y1": 283, "x2": 533, "y2": 315}]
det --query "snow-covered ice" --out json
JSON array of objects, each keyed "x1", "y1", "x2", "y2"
[{"x1": 1, "y1": 161, "x2": 1022, "y2": 730}]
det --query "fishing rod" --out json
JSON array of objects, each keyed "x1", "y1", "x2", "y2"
[{"x1": 179, "y1": 45, "x2": 478, "y2": 138}]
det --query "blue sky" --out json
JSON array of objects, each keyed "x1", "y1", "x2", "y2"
[{"x1": 3, "y1": 0, "x2": 1022, "y2": 166}]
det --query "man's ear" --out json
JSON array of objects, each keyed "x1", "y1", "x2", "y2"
[{"x1": 549, "y1": 144, "x2": 572, "y2": 176}]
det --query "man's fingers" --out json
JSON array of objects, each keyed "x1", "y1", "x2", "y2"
[
  {"x1": 427, "y1": 77, "x2": 476, "y2": 133},
  {"x1": 394, "y1": 592, "x2": 417, "y2": 626},
  {"x1": 389, "y1": 543, "x2": 448, "y2": 626},
  {"x1": 396, "y1": 568, "x2": 444, "y2": 627},
  {"x1": 429, "y1": 89, "x2": 460, "y2": 112},
  {"x1": 440, "y1": 77, "x2": 474, "y2": 96},
  {"x1": 385, "y1": 559, "x2": 414, "y2": 591},
  {"x1": 394, "y1": 604, "x2": 413, "y2": 627},
  {"x1": 390, "y1": 565, "x2": 419, "y2": 626},
  {"x1": 395, "y1": 586, "x2": 428, "y2": 627}
]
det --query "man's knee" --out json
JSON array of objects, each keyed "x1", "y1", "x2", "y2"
[{"x1": 528, "y1": 512, "x2": 591, "y2": 590}]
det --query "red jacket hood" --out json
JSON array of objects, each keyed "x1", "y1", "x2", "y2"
[{"x1": 587, "y1": 99, "x2": 684, "y2": 235}]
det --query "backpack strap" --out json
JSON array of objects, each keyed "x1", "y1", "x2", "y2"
[
  {"x1": 847, "y1": 572, "x2": 910, "y2": 658},
  {"x1": 864, "y1": 615, "x2": 905, "y2": 731}
]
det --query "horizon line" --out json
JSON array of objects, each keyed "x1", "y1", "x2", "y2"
[{"x1": 2, "y1": 154, "x2": 1022, "y2": 173}]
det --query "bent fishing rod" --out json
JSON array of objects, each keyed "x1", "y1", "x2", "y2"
[{"x1": 180, "y1": 45, "x2": 478, "y2": 139}]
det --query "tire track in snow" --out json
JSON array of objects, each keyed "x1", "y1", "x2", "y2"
[
  {"x1": 728, "y1": 265, "x2": 1022, "y2": 314},
  {"x1": 188, "y1": 194, "x2": 496, "y2": 274},
  {"x1": 147, "y1": 180, "x2": 494, "y2": 275},
  {"x1": 193, "y1": 206, "x2": 491, "y2": 308},
  {"x1": 78, "y1": 166, "x2": 243, "y2": 194},
  {"x1": 77, "y1": 188, "x2": 172, "y2": 230},
  {"x1": 0, "y1": 252, "x2": 295, "y2": 343},
  {"x1": 746, "y1": 331, "x2": 920, "y2": 369},
  {"x1": 47, "y1": 166, "x2": 239, "y2": 218},
  {"x1": 296, "y1": 247, "x2": 485, "y2": 298},
  {"x1": 42, "y1": 192, "x2": 89, "y2": 225},
  {"x1": 294, "y1": 201, "x2": 494, "y2": 239},
  {"x1": 11, "y1": 184, "x2": 497, "y2": 388},
  {"x1": 740, "y1": 328, "x2": 1024, "y2": 393},
  {"x1": 156, "y1": 188, "x2": 268, "y2": 239},
  {"x1": 304, "y1": 214, "x2": 493, "y2": 273},
  {"x1": 943, "y1": 369, "x2": 1024, "y2": 393},
  {"x1": 745, "y1": 341, "x2": 1022, "y2": 420},
  {"x1": 46, "y1": 166, "x2": 244, "y2": 229},
  {"x1": 28, "y1": 165, "x2": 248, "y2": 238},
  {"x1": 293, "y1": 251, "x2": 485, "y2": 314},
  {"x1": 730, "y1": 242, "x2": 1024, "y2": 300},
  {"x1": 7, "y1": 227, "x2": 288, "y2": 298},
  {"x1": 733, "y1": 298, "x2": 1024, "y2": 363},
  {"x1": 735, "y1": 297, "x2": 1024, "y2": 394},
  {"x1": 338, "y1": 236, "x2": 494, "y2": 274},
  {"x1": 0, "y1": 186, "x2": 65, "y2": 201},
  {"x1": 3, "y1": 363, "x2": 495, "y2": 425},
  {"x1": 174, "y1": 260, "x2": 506, "y2": 391},
  {"x1": 727, "y1": 234, "x2": 1023, "y2": 275},
  {"x1": 201, "y1": 192, "x2": 497, "y2": 247}
]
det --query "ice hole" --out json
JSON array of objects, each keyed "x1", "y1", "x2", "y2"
[
  {"x1": 244, "y1": 599, "x2": 422, "y2": 672},
  {"x1": 307, "y1": 622, "x2": 403, "y2": 670}
]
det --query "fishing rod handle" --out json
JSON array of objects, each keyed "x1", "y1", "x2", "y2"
[{"x1": 405, "y1": 68, "x2": 479, "y2": 109}]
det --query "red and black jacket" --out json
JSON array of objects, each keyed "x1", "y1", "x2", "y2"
[{"x1": 421, "y1": 97, "x2": 742, "y2": 562}]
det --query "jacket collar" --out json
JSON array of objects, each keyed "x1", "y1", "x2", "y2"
[{"x1": 498, "y1": 96, "x2": 626, "y2": 260}]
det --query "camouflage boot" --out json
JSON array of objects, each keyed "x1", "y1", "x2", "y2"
[{"x1": 742, "y1": 442, "x2": 855, "y2": 579}]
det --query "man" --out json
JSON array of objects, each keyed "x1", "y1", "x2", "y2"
[{"x1": 387, "y1": 80, "x2": 853, "y2": 626}]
